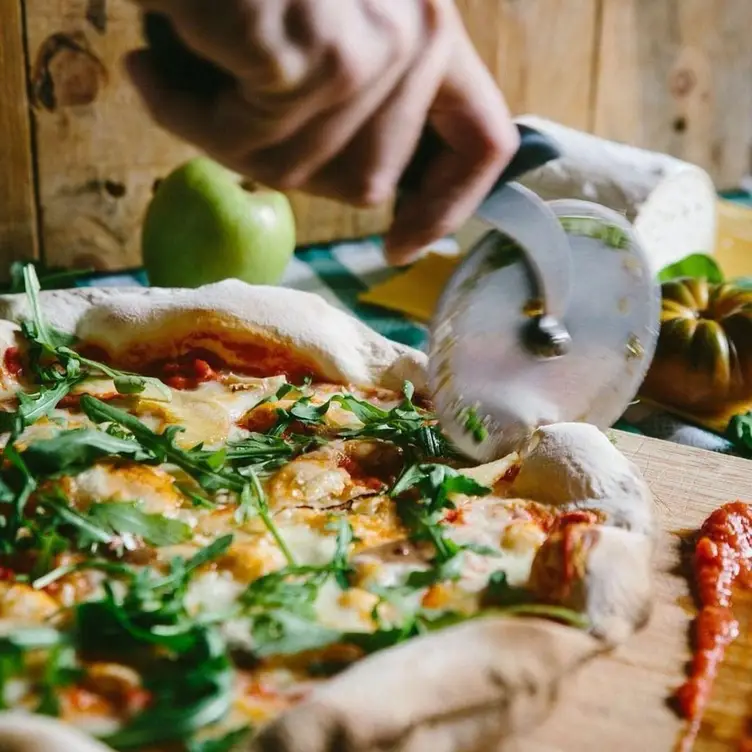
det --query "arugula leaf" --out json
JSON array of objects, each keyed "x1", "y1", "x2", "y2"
[
  {"x1": 243, "y1": 567, "x2": 327, "y2": 619},
  {"x1": 0, "y1": 628, "x2": 69, "y2": 713},
  {"x1": 21, "y1": 429, "x2": 149, "y2": 476},
  {"x1": 88, "y1": 502, "x2": 192, "y2": 547},
  {"x1": 404, "y1": 556, "x2": 464, "y2": 589},
  {"x1": 390, "y1": 463, "x2": 490, "y2": 568},
  {"x1": 40, "y1": 490, "x2": 113, "y2": 547},
  {"x1": 727, "y1": 412, "x2": 752, "y2": 455},
  {"x1": 14, "y1": 380, "x2": 82, "y2": 430},
  {"x1": 494, "y1": 603, "x2": 590, "y2": 629},
  {"x1": 458, "y1": 405, "x2": 489, "y2": 444},
  {"x1": 240, "y1": 518, "x2": 355, "y2": 656},
  {"x1": 482, "y1": 571, "x2": 532, "y2": 607},
  {"x1": 80, "y1": 397, "x2": 244, "y2": 493},
  {"x1": 36, "y1": 644, "x2": 81, "y2": 717},
  {"x1": 74, "y1": 536, "x2": 235, "y2": 657},
  {"x1": 23, "y1": 265, "x2": 75, "y2": 351},
  {"x1": 251, "y1": 610, "x2": 342, "y2": 658},
  {"x1": 657, "y1": 253, "x2": 724, "y2": 283},
  {"x1": 2, "y1": 443, "x2": 38, "y2": 539},
  {"x1": 330, "y1": 383, "x2": 454, "y2": 459},
  {"x1": 17, "y1": 266, "x2": 169, "y2": 402},
  {"x1": 225, "y1": 432, "x2": 316, "y2": 474},
  {"x1": 186, "y1": 726, "x2": 253, "y2": 752},
  {"x1": 80, "y1": 397, "x2": 296, "y2": 566},
  {"x1": 101, "y1": 630, "x2": 234, "y2": 750},
  {"x1": 113, "y1": 375, "x2": 149, "y2": 395},
  {"x1": 60, "y1": 349, "x2": 170, "y2": 401},
  {"x1": 391, "y1": 464, "x2": 489, "y2": 511},
  {"x1": 480, "y1": 572, "x2": 590, "y2": 628},
  {"x1": 32, "y1": 559, "x2": 137, "y2": 591},
  {"x1": 0, "y1": 627, "x2": 66, "y2": 652},
  {"x1": 53, "y1": 538, "x2": 240, "y2": 748}
]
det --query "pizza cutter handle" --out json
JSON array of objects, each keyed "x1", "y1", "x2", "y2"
[{"x1": 397, "y1": 124, "x2": 561, "y2": 195}]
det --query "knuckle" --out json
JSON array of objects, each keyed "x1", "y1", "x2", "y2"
[
  {"x1": 474, "y1": 126, "x2": 519, "y2": 168},
  {"x1": 353, "y1": 174, "x2": 394, "y2": 207},
  {"x1": 237, "y1": 0, "x2": 265, "y2": 45},
  {"x1": 330, "y1": 46, "x2": 368, "y2": 97},
  {"x1": 274, "y1": 171, "x2": 306, "y2": 191},
  {"x1": 424, "y1": 218, "x2": 454, "y2": 241}
]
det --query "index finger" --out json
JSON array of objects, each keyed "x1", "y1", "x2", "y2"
[{"x1": 384, "y1": 25, "x2": 519, "y2": 265}]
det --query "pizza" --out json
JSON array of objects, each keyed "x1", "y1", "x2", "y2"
[{"x1": 0, "y1": 270, "x2": 655, "y2": 752}]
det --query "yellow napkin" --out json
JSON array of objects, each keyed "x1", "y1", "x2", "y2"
[
  {"x1": 715, "y1": 198, "x2": 752, "y2": 279},
  {"x1": 359, "y1": 251, "x2": 461, "y2": 323},
  {"x1": 361, "y1": 199, "x2": 752, "y2": 323}
]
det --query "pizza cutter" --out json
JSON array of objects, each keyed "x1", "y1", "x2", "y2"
[
  {"x1": 141, "y1": 14, "x2": 661, "y2": 463},
  {"x1": 399, "y1": 131, "x2": 662, "y2": 463}
]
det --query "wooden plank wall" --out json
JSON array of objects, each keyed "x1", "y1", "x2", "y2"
[
  {"x1": 0, "y1": 0, "x2": 39, "y2": 272},
  {"x1": 2, "y1": 0, "x2": 752, "y2": 279},
  {"x1": 594, "y1": 0, "x2": 752, "y2": 191}
]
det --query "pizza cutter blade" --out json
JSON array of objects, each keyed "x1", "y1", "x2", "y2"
[{"x1": 427, "y1": 184, "x2": 661, "y2": 463}]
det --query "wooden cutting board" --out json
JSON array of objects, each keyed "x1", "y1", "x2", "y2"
[{"x1": 507, "y1": 431, "x2": 752, "y2": 752}]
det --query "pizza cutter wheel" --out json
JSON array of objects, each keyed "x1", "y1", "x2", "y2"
[{"x1": 428, "y1": 184, "x2": 661, "y2": 463}]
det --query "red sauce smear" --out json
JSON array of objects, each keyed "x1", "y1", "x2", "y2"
[
  {"x1": 77, "y1": 341, "x2": 318, "y2": 389},
  {"x1": 146, "y1": 342, "x2": 316, "y2": 387},
  {"x1": 675, "y1": 501, "x2": 752, "y2": 751},
  {"x1": 3, "y1": 347, "x2": 23, "y2": 377},
  {"x1": 160, "y1": 355, "x2": 218, "y2": 390},
  {"x1": 337, "y1": 454, "x2": 384, "y2": 492},
  {"x1": 57, "y1": 392, "x2": 120, "y2": 409}
]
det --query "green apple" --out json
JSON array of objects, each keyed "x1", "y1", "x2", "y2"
[{"x1": 142, "y1": 158, "x2": 296, "y2": 288}]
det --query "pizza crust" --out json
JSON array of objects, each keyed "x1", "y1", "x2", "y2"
[
  {"x1": 0, "y1": 712, "x2": 114, "y2": 752},
  {"x1": 0, "y1": 281, "x2": 428, "y2": 393},
  {"x1": 245, "y1": 618, "x2": 600, "y2": 752},
  {"x1": 0, "y1": 282, "x2": 655, "y2": 752}
]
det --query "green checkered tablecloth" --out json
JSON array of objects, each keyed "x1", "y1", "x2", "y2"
[{"x1": 63, "y1": 189, "x2": 752, "y2": 457}]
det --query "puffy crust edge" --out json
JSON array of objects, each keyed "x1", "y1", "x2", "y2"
[
  {"x1": 248, "y1": 618, "x2": 600, "y2": 752},
  {"x1": 0, "y1": 281, "x2": 428, "y2": 393},
  {"x1": 0, "y1": 618, "x2": 601, "y2": 752}
]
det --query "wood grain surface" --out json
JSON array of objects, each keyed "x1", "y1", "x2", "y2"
[
  {"x1": 0, "y1": 0, "x2": 39, "y2": 278},
  {"x1": 456, "y1": 0, "x2": 600, "y2": 131},
  {"x1": 507, "y1": 431, "x2": 752, "y2": 752},
  {"x1": 593, "y1": 0, "x2": 752, "y2": 191}
]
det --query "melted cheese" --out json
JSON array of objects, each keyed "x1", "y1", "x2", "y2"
[
  {"x1": 0, "y1": 583, "x2": 58, "y2": 625},
  {"x1": 448, "y1": 498, "x2": 548, "y2": 588},
  {"x1": 59, "y1": 463, "x2": 185, "y2": 514},
  {"x1": 0, "y1": 350, "x2": 575, "y2": 740},
  {"x1": 269, "y1": 457, "x2": 350, "y2": 509}
]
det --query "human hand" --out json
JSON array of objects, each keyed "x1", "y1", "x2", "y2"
[{"x1": 126, "y1": 0, "x2": 519, "y2": 265}]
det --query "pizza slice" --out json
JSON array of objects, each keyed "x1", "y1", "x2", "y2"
[{"x1": 0, "y1": 272, "x2": 654, "y2": 752}]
